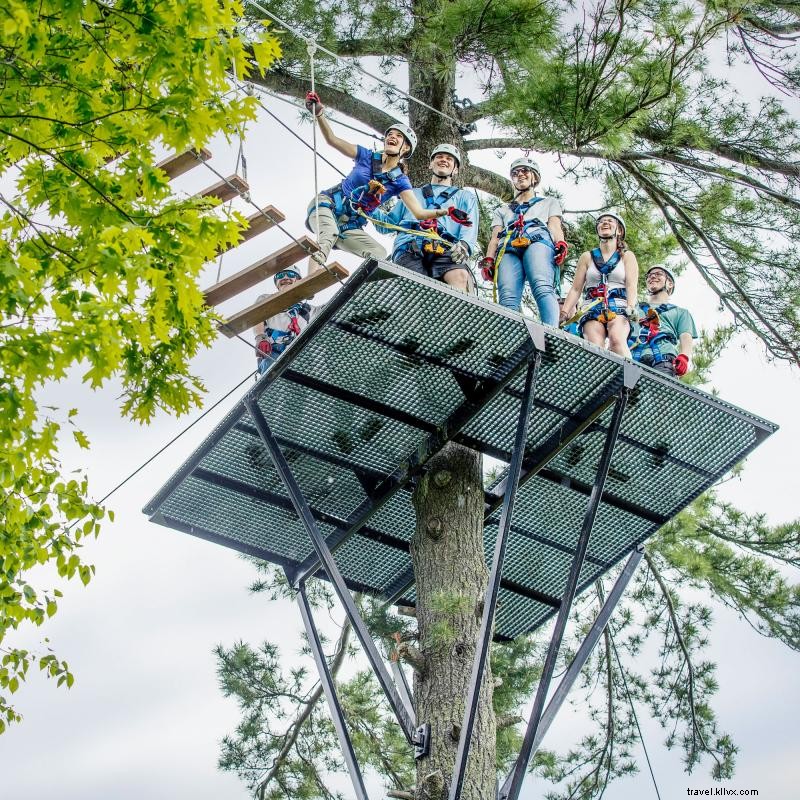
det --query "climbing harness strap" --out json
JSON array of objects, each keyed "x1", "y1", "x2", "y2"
[
  {"x1": 590, "y1": 247, "x2": 622, "y2": 275},
  {"x1": 634, "y1": 302, "x2": 678, "y2": 364}
]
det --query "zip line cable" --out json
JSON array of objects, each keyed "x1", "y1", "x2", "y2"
[
  {"x1": 610, "y1": 632, "x2": 663, "y2": 800},
  {"x1": 68, "y1": 369, "x2": 256, "y2": 521},
  {"x1": 246, "y1": 0, "x2": 466, "y2": 129},
  {"x1": 308, "y1": 41, "x2": 322, "y2": 252}
]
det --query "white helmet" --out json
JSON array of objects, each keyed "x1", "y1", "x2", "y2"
[
  {"x1": 384, "y1": 122, "x2": 417, "y2": 157},
  {"x1": 595, "y1": 211, "x2": 626, "y2": 239},
  {"x1": 430, "y1": 143, "x2": 461, "y2": 167},
  {"x1": 510, "y1": 157, "x2": 541, "y2": 183}
]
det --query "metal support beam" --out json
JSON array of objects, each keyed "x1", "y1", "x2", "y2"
[
  {"x1": 521, "y1": 548, "x2": 643, "y2": 757},
  {"x1": 244, "y1": 396, "x2": 417, "y2": 743},
  {"x1": 390, "y1": 658, "x2": 415, "y2": 715},
  {"x1": 296, "y1": 580, "x2": 370, "y2": 800},
  {"x1": 500, "y1": 387, "x2": 632, "y2": 800},
  {"x1": 449, "y1": 356, "x2": 541, "y2": 800}
]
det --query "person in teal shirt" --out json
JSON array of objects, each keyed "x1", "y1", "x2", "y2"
[
  {"x1": 372, "y1": 143, "x2": 477, "y2": 292},
  {"x1": 630, "y1": 266, "x2": 698, "y2": 378}
]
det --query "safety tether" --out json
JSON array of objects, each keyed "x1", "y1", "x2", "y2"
[{"x1": 308, "y1": 41, "x2": 321, "y2": 255}]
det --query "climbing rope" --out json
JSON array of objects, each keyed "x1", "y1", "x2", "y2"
[
  {"x1": 247, "y1": 82, "x2": 382, "y2": 142},
  {"x1": 247, "y1": 0, "x2": 466, "y2": 130},
  {"x1": 307, "y1": 41, "x2": 322, "y2": 255}
]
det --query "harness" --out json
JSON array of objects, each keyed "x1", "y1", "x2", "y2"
[
  {"x1": 395, "y1": 184, "x2": 461, "y2": 257},
  {"x1": 260, "y1": 303, "x2": 312, "y2": 358},
  {"x1": 312, "y1": 152, "x2": 406, "y2": 235},
  {"x1": 497, "y1": 198, "x2": 552, "y2": 249},
  {"x1": 633, "y1": 302, "x2": 677, "y2": 364},
  {"x1": 492, "y1": 198, "x2": 556, "y2": 302},
  {"x1": 584, "y1": 247, "x2": 626, "y2": 323}
]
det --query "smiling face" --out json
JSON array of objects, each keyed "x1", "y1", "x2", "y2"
[
  {"x1": 596, "y1": 215, "x2": 621, "y2": 239},
  {"x1": 430, "y1": 152, "x2": 457, "y2": 178},
  {"x1": 646, "y1": 268, "x2": 674, "y2": 295},
  {"x1": 510, "y1": 167, "x2": 537, "y2": 191},
  {"x1": 384, "y1": 128, "x2": 410, "y2": 158},
  {"x1": 275, "y1": 271, "x2": 300, "y2": 291}
]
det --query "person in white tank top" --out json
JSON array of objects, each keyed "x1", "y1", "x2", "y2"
[{"x1": 560, "y1": 212, "x2": 639, "y2": 358}]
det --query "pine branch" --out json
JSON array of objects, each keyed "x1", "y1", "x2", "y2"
[
  {"x1": 644, "y1": 552, "x2": 721, "y2": 772},
  {"x1": 618, "y1": 159, "x2": 800, "y2": 365},
  {"x1": 255, "y1": 617, "x2": 353, "y2": 798}
]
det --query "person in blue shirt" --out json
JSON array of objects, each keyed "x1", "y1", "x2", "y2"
[
  {"x1": 372, "y1": 143, "x2": 478, "y2": 292},
  {"x1": 303, "y1": 92, "x2": 472, "y2": 271}
]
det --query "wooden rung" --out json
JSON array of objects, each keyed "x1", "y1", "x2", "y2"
[
  {"x1": 197, "y1": 174, "x2": 249, "y2": 203},
  {"x1": 203, "y1": 236, "x2": 320, "y2": 307},
  {"x1": 156, "y1": 148, "x2": 212, "y2": 179},
  {"x1": 220, "y1": 263, "x2": 350, "y2": 337},
  {"x1": 216, "y1": 206, "x2": 287, "y2": 256}
]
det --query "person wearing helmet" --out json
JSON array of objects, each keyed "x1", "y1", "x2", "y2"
[
  {"x1": 371, "y1": 143, "x2": 477, "y2": 292},
  {"x1": 629, "y1": 266, "x2": 697, "y2": 378},
  {"x1": 302, "y1": 93, "x2": 471, "y2": 271},
  {"x1": 560, "y1": 211, "x2": 639, "y2": 358},
  {"x1": 252, "y1": 269, "x2": 317, "y2": 375},
  {"x1": 478, "y1": 157, "x2": 568, "y2": 325}
]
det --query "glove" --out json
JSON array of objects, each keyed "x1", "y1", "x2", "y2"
[
  {"x1": 449, "y1": 241, "x2": 470, "y2": 264},
  {"x1": 479, "y1": 256, "x2": 495, "y2": 282},
  {"x1": 553, "y1": 240, "x2": 569, "y2": 266},
  {"x1": 305, "y1": 91, "x2": 324, "y2": 117},
  {"x1": 419, "y1": 218, "x2": 438, "y2": 231},
  {"x1": 446, "y1": 206, "x2": 472, "y2": 226},
  {"x1": 673, "y1": 353, "x2": 689, "y2": 377},
  {"x1": 255, "y1": 335, "x2": 272, "y2": 358}
]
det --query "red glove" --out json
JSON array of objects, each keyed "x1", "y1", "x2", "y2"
[
  {"x1": 673, "y1": 353, "x2": 689, "y2": 377},
  {"x1": 446, "y1": 207, "x2": 472, "y2": 226},
  {"x1": 419, "y1": 218, "x2": 438, "y2": 231},
  {"x1": 479, "y1": 256, "x2": 495, "y2": 281},
  {"x1": 553, "y1": 240, "x2": 569, "y2": 266},
  {"x1": 305, "y1": 91, "x2": 323, "y2": 116},
  {"x1": 256, "y1": 337, "x2": 272, "y2": 357}
]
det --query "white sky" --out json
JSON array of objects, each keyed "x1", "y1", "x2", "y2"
[{"x1": 1, "y1": 58, "x2": 799, "y2": 800}]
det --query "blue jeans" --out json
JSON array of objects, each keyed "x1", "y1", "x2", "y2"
[{"x1": 497, "y1": 242, "x2": 559, "y2": 326}]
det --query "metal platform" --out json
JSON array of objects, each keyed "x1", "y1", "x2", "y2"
[{"x1": 144, "y1": 260, "x2": 776, "y2": 641}]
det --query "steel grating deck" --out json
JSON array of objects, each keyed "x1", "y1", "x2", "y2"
[{"x1": 144, "y1": 260, "x2": 777, "y2": 640}]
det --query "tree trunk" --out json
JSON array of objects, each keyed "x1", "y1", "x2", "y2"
[{"x1": 411, "y1": 443, "x2": 496, "y2": 800}]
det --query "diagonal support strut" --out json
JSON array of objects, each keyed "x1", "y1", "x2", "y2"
[
  {"x1": 295, "y1": 579, "x2": 370, "y2": 800},
  {"x1": 500, "y1": 385, "x2": 633, "y2": 800},
  {"x1": 244, "y1": 397, "x2": 417, "y2": 743},
  {"x1": 448, "y1": 355, "x2": 542, "y2": 800}
]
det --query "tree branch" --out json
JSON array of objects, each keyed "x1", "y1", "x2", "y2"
[
  {"x1": 638, "y1": 123, "x2": 800, "y2": 179},
  {"x1": 247, "y1": 68, "x2": 395, "y2": 134},
  {"x1": 619, "y1": 159, "x2": 800, "y2": 365},
  {"x1": 256, "y1": 617, "x2": 353, "y2": 798},
  {"x1": 569, "y1": 147, "x2": 800, "y2": 209},
  {"x1": 459, "y1": 98, "x2": 494, "y2": 124},
  {"x1": 644, "y1": 552, "x2": 720, "y2": 770},
  {"x1": 463, "y1": 163, "x2": 513, "y2": 200},
  {"x1": 464, "y1": 137, "x2": 528, "y2": 151},
  {"x1": 335, "y1": 38, "x2": 408, "y2": 57}
]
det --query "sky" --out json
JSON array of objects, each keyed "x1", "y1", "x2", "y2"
[{"x1": 1, "y1": 45, "x2": 799, "y2": 800}]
